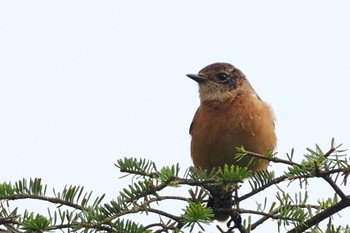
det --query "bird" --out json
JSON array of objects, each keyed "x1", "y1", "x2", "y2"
[{"x1": 187, "y1": 62, "x2": 277, "y2": 221}]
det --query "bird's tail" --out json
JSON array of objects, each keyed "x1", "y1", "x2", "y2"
[{"x1": 207, "y1": 188, "x2": 233, "y2": 221}]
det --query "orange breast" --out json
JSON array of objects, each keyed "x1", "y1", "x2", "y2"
[{"x1": 190, "y1": 93, "x2": 276, "y2": 171}]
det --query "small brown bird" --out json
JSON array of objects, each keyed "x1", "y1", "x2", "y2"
[{"x1": 187, "y1": 62, "x2": 276, "y2": 221}]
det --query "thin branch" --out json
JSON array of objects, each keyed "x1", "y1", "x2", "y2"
[
  {"x1": 157, "y1": 195, "x2": 190, "y2": 202},
  {"x1": 324, "y1": 146, "x2": 337, "y2": 158},
  {"x1": 251, "y1": 214, "x2": 269, "y2": 231},
  {"x1": 79, "y1": 198, "x2": 182, "y2": 230},
  {"x1": 238, "y1": 175, "x2": 287, "y2": 202},
  {"x1": 287, "y1": 196, "x2": 350, "y2": 233},
  {"x1": 321, "y1": 174, "x2": 347, "y2": 199},
  {"x1": 119, "y1": 168, "x2": 156, "y2": 178},
  {"x1": 147, "y1": 208, "x2": 181, "y2": 222},
  {"x1": 214, "y1": 207, "x2": 299, "y2": 222},
  {"x1": 245, "y1": 151, "x2": 302, "y2": 167},
  {"x1": 145, "y1": 222, "x2": 178, "y2": 232},
  {"x1": 0, "y1": 194, "x2": 84, "y2": 210},
  {"x1": 287, "y1": 168, "x2": 345, "y2": 180},
  {"x1": 237, "y1": 170, "x2": 332, "y2": 204},
  {"x1": 250, "y1": 203, "x2": 320, "y2": 230}
]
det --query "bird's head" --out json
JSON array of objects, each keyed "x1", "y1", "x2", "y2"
[{"x1": 187, "y1": 62, "x2": 252, "y2": 103}]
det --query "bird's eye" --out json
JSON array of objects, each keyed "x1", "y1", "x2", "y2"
[{"x1": 217, "y1": 73, "x2": 229, "y2": 81}]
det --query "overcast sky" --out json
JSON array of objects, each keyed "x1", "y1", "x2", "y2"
[{"x1": 1, "y1": 1, "x2": 350, "y2": 232}]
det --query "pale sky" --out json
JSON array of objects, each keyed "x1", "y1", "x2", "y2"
[{"x1": 1, "y1": 1, "x2": 350, "y2": 232}]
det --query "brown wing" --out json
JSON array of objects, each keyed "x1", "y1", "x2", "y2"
[{"x1": 189, "y1": 107, "x2": 200, "y2": 135}]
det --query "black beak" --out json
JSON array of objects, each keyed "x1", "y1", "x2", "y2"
[{"x1": 186, "y1": 74, "x2": 207, "y2": 83}]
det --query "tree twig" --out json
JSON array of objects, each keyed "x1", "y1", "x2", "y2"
[{"x1": 287, "y1": 196, "x2": 350, "y2": 233}]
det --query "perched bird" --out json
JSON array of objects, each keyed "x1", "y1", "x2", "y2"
[{"x1": 187, "y1": 62, "x2": 276, "y2": 221}]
